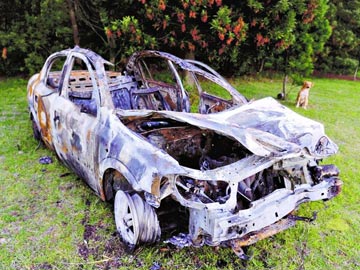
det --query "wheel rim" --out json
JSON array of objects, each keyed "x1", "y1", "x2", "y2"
[{"x1": 114, "y1": 190, "x2": 140, "y2": 246}]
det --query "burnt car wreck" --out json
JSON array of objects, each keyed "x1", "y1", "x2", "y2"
[{"x1": 27, "y1": 46, "x2": 341, "y2": 258}]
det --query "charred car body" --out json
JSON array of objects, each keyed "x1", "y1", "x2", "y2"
[{"x1": 27, "y1": 47, "x2": 341, "y2": 257}]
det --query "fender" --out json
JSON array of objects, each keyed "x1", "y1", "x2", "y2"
[{"x1": 98, "y1": 157, "x2": 138, "y2": 201}]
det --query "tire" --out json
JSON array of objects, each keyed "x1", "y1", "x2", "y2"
[{"x1": 114, "y1": 190, "x2": 160, "y2": 249}]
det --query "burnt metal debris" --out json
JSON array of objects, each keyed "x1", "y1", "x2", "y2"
[
  {"x1": 38, "y1": 156, "x2": 53, "y2": 164},
  {"x1": 27, "y1": 46, "x2": 342, "y2": 258}
]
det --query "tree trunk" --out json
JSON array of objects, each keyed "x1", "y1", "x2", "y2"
[
  {"x1": 66, "y1": 0, "x2": 80, "y2": 46},
  {"x1": 354, "y1": 58, "x2": 359, "y2": 81},
  {"x1": 281, "y1": 50, "x2": 289, "y2": 100},
  {"x1": 107, "y1": 35, "x2": 116, "y2": 69},
  {"x1": 258, "y1": 58, "x2": 265, "y2": 73},
  {"x1": 184, "y1": 51, "x2": 195, "y2": 86},
  {"x1": 282, "y1": 74, "x2": 288, "y2": 100}
]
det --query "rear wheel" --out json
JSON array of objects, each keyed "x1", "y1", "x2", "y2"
[{"x1": 114, "y1": 190, "x2": 160, "y2": 249}]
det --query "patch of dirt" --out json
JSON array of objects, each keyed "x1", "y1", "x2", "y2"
[
  {"x1": 30, "y1": 263, "x2": 53, "y2": 270},
  {"x1": 83, "y1": 224, "x2": 100, "y2": 242},
  {"x1": 77, "y1": 198, "x2": 126, "y2": 268},
  {"x1": 216, "y1": 258, "x2": 228, "y2": 268},
  {"x1": 78, "y1": 199, "x2": 100, "y2": 260},
  {"x1": 259, "y1": 248, "x2": 273, "y2": 268},
  {"x1": 296, "y1": 241, "x2": 310, "y2": 270}
]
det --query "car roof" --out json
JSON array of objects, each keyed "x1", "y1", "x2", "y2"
[{"x1": 58, "y1": 46, "x2": 113, "y2": 68}]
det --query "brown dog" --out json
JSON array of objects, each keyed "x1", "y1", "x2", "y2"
[{"x1": 296, "y1": 81, "x2": 313, "y2": 109}]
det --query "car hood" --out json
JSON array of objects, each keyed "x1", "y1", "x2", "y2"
[{"x1": 116, "y1": 97, "x2": 337, "y2": 158}]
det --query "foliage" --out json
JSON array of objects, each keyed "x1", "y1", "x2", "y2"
[
  {"x1": 103, "y1": 0, "x2": 331, "y2": 80},
  {"x1": 234, "y1": 0, "x2": 297, "y2": 74},
  {"x1": 103, "y1": 0, "x2": 248, "y2": 71},
  {"x1": 72, "y1": 0, "x2": 146, "y2": 67},
  {"x1": 0, "y1": 0, "x2": 138, "y2": 75},
  {"x1": 249, "y1": 0, "x2": 332, "y2": 97},
  {"x1": 289, "y1": 0, "x2": 331, "y2": 76},
  {"x1": 105, "y1": 16, "x2": 157, "y2": 66},
  {"x1": 1, "y1": 77, "x2": 359, "y2": 269},
  {"x1": 0, "y1": 0, "x2": 358, "y2": 79},
  {"x1": 265, "y1": 0, "x2": 331, "y2": 82},
  {"x1": 0, "y1": 0, "x2": 73, "y2": 75},
  {"x1": 316, "y1": 0, "x2": 360, "y2": 76}
]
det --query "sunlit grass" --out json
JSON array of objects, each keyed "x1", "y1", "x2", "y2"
[{"x1": 0, "y1": 77, "x2": 359, "y2": 269}]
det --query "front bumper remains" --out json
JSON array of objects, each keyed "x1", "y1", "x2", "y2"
[{"x1": 166, "y1": 175, "x2": 341, "y2": 258}]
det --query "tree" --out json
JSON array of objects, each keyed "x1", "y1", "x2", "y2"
[
  {"x1": 316, "y1": 0, "x2": 360, "y2": 78},
  {"x1": 104, "y1": 0, "x2": 331, "y2": 84},
  {"x1": 266, "y1": 0, "x2": 332, "y2": 98},
  {"x1": 104, "y1": 0, "x2": 248, "y2": 71},
  {"x1": 0, "y1": 0, "x2": 32, "y2": 75},
  {"x1": 68, "y1": 0, "x2": 134, "y2": 66},
  {"x1": 0, "y1": 0, "x2": 73, "y2": 75},
  {"x1": 233, "y1": 0, "x2": 298, "y2": 75},
  {"x1": 0, "y1": 0, "x2": 332, "y2": 81},
  {"x1": 0, "y1": 0, "x2": 137, "y2": 75},
  {"x1": 66, "y1": 0, "x2": 80, "y2": 46}
]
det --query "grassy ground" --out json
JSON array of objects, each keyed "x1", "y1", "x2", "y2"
[{"x1": 0, "y1": 77, "x2": 359, "y2": 269}]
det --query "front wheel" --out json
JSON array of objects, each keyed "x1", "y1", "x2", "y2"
[{"x1": 114, "y1": 190, "x2": 160, "y2": 249}]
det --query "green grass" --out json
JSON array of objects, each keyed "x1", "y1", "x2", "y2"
[{"x1": 0, "y1": 77, "x2": 359, "y2": 269}]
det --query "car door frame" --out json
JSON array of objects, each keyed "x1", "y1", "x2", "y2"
[{"x1": 51, "y1": 52, "x2": 102, "y2": 192}]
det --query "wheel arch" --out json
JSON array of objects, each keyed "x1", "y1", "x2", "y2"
[{"x1": 99, "y1": 158, "x2": 138, "y2": 201}]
